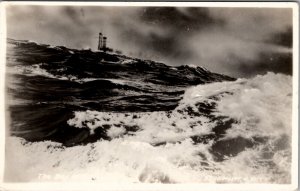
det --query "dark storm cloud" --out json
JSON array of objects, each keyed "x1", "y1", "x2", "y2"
[
  {"x1": 116, "y1": 20, "x2": 194, "y2": 60},
  {"x1": 113, "y1": 7, "x2": 224, "y2": 62},
  {"x1": 185, "y1": 7, "x2": 293, "y2": 77},
  {"x1": 236, "y1": 51, "x2": 292, "y2": 76},
  {"x1": 6, "y1": 5, "x2": 293, "y2": 77},
  {"x1": 131, "y1": 7, "x2": 292, "y2": 77},
  {"x1": 63, "y1": 7, "x2": 84, "y2": 26},
  {"x1": 139, "y1": 7, "x2": 222, "y2": 32},
  {"x1": 267, "y1": 26, "x2": 293, "y2": 48}
]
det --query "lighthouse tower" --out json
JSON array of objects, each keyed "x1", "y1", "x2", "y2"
[{"x1": 98, "y1": 33, "x2": 103, "y2": 50}]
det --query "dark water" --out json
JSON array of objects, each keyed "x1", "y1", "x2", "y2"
[
  {"x1": 5, "y1": 39, "x2": 292, "y2": 183},
  {"x1": 6, "y1": 38, "x2": 235, "y2": 146}
]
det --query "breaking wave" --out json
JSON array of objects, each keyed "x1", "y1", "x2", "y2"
[{"x1": 6, "y1": 72, "x2": 292, "y2": 183}]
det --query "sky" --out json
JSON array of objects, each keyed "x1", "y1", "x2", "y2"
[{"x1": 6, "y1": 5, "x2": 293, "y2": 77}]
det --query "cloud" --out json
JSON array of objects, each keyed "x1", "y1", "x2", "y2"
[
  {"x1": 196, "y1": 8, "x2": 293, "y2": 77},
  {"x1": 6, "y1": 5, "x2": 293, "y2": 77}
]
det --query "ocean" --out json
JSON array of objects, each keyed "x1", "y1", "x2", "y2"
[{"x1": 5, "y1": 39, "x2": 292, "y2": 183}]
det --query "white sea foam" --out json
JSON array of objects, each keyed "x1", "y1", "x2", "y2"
[
  {"x1": 8, "y1": 64, "x2": 101, "y2": 84},
  {"x1": 185, "y1": 64, "x2": 209, "y2": 71},
  {"x1": 186, "y1": 64, "x2": 198, "y2": 68},
  {"x1": 8, "y1": 64, "x2": 70, "y2": 80},
  {"x1": 180, "y1": 72, "x2": 292, "y2": 139},
  {"x1": 6, "y1": 72, "x2": 293, "y2": 183},
  {"x1": 120, "y1": 59, "x2": 137, "y2": 65},
  {"x1": 7, "y1": 64, "x2": 149, "y2": 87},
  {"x1": 67, "y1": 110, "x2": 212, "y2": 142}
]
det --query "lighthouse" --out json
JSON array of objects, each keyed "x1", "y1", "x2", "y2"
[{"x1": 97, "y1": 32, "x2": 112, "y2": 52}]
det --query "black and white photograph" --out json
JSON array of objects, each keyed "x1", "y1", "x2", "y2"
[{"x1": 0, "y1": 1, "x2": 298, "y2": 189}]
